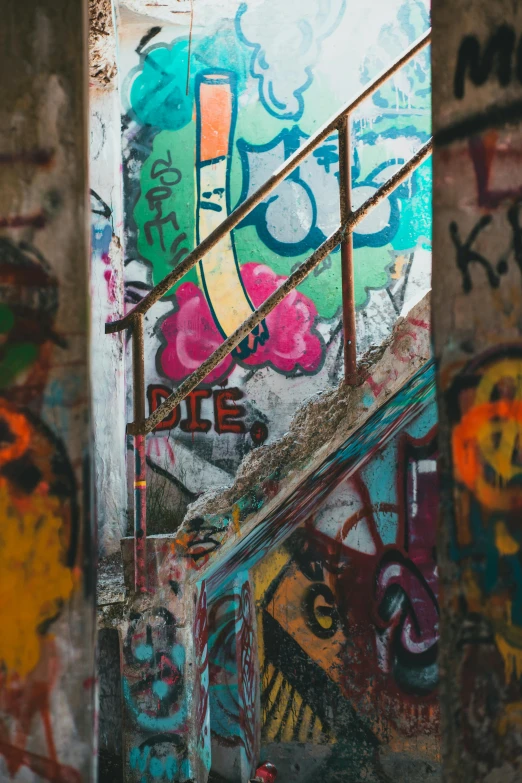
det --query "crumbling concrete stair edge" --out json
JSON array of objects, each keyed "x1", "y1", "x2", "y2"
[
  {"x1": 180, "y1": 291, "x2": 432, "y2": 586},
  {"x1": 96, "y1": 292, "x2": 431, "y2": 623}
]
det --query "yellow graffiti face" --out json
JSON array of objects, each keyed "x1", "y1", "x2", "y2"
[
  {"x1": 453, "y1": 359, "x2": 522, "y2": 509},
  {"x1": 0, "y1": 482, "x2": 74, "y2": 677},
  {"x1": 475, "y1": 360, "x2": 522, "y2": 481}
]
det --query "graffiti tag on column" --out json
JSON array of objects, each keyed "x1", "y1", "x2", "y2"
[
  {"x1": 0, "y1": 238, "x2": 83, "y2": 783},
  {"x1": 450, "y1": 197, "x2": 522, "y2": 292},
  {"x1": 454, "y1": 25, "x2": 522, "y2": 99}
]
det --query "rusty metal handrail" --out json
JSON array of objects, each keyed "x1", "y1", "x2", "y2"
[
  {"x1": 106, "y1": 29, "x2": 430, "y2": 335},
  {"x1": 132, "y1": 140, "x2": 431, "y2": 436},
  {"x1": 109, "y1": 30, "x2": 431, "y2": 592}
]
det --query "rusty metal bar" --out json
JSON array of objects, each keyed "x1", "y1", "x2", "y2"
[
  {"x1": 132, "y1": 315, "x2": 148, "y2": 592},
  {"x1": 338, "y1": 114, "x2": 357, "y2": 385},
  {"x1": 106, "y1": 28, "x2": 431, "y2": 335},
  {"x1": 129, "y1": 139, "x2": 432, "y2": 436}
]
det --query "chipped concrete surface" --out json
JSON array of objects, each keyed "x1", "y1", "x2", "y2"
[
  {"x1": 97, "y1": 552, "x2": 125, "y2": 628},
  {"x1": 89, "y1": 0, "x2": 117, "y2": 87},
  {"x1": 182, "y1": 291, "x2": 431, "y2": 540}
]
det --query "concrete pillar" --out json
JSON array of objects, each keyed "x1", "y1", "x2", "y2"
[
  {"x1": 208, "y1": 572, "x2": 261, "y2": 782},
  {"x1": 98, "y1": 628, "x2": 123, "y2": 771},
  {"x1": 120, "y1": 537, "x2": 211, "y2": 782},
  {"x1": 0, "y1": 0, "x2": 95, "y2": 781},
  {"x1": 89, "y1": 10, "x2": 128, "y2": 555},
  {"x1": 433, "y1": 2, "x2": 522, "y2": 778}
]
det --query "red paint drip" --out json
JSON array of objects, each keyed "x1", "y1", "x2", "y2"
[{"x1": 103, "y1": 268, "x2": 117, "y2": 304}]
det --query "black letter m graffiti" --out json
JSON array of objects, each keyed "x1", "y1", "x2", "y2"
[{"x1": 454, "y1": 25, "x2": 516, "y2": 99}]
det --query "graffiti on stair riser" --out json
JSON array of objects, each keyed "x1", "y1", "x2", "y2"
[
  {"x1": 122, "y1": 607, "x2": 192, "y2": 782},
  {"x1": 122, "y1": 0, "x2": 432, "y2": 494},
  {"x1": 208, "y1": 575, "x2": 259, "y2": 776},
  {"x1": 256, "y1": 401, "x2": 440, "y2": 771},
  {"x1": 193, "y1": 583, "x2": 211, "y2": 773}
]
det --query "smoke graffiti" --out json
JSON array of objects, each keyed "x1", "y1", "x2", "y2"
[{"x1": 236, "y1": 0, "x2": 346, "y2": 120}]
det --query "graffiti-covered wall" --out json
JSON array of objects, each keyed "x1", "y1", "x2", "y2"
[
  {"x1": 0, "y1": 1, "x2": 95, "y2": 780},
  {"x1": 251, "y1": 395, "x2": 440, "y2": 781},
  {"x1": 432, "y1": 0, "x2": 522, "y2": 778},
  {"x1": 116, "y1": 0, "x2": 432, "y2": 507}
]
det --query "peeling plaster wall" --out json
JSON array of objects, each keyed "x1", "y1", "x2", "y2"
[
  {"x1": 114, "y1": 0, "x2": 432, "y2": 517},
  {"x1": 432, "y1": 0, "x2": 522, "y2": 779}
]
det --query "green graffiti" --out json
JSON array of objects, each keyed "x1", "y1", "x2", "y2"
[
  {"x1": 134, "y1": 125, "x2": 198, "y2": 291},
  {"x1": 0, "y1": 303, "x2": 14, "y2": 334},
  {"x1": 0, "y1": 303, "x2": 38, "y2": 389}
]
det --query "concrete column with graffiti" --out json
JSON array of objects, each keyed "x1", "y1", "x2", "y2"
[
  {"x1": 120, "y1": 538, "x2": 211, "y2": 782},
  {"x1": 433, "y1": 1, "x2": 522, "y2": 778},
  {"x1": 90, "y1": 0, "x2": 128, "y2": 556},
  {"x1": 0, "y1": 0, "x2": 95, "y2": 781},
  {"x1": 208, "y1": 571, "x2": 260, "y2": 782}
]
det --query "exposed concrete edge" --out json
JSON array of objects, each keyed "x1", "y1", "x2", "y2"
[
  {"x1": 90, "y1": 0, "x2": 118, "y2": 88},
  {"x1": 179, "y1": 291, "x2": 431, "y2": 582}
]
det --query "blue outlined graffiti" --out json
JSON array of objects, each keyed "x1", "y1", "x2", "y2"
[
  {"x1": 236, "y1": 0, "x2": 347, "y2": 121},
  {"x1": 237, "y1": 125, "x2": 413, "y2": 256},
  {"x1": 237, "y1": 127, "x2": 321, "y2": 257}
]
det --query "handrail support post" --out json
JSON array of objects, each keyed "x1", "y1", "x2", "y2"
[
  {"x1": 132, "y1": 314, "x2": 148, "y2": 592},
  {"x1": 338, "y1": 114, "x2": 358, "y2": 385}
]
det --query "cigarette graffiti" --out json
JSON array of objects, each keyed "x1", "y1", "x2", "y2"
[{"x1": 196, "y1": 72, "x2": 265, "y2": 360}]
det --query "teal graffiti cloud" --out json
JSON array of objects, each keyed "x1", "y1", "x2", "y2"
[{"x1": 130, "y1": 29, "x2": 250, "y2": 131}]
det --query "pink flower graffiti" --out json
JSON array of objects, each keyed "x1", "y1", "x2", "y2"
[{"x1": 159, "y1": 263, "x2": 323, "y2": 383}]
